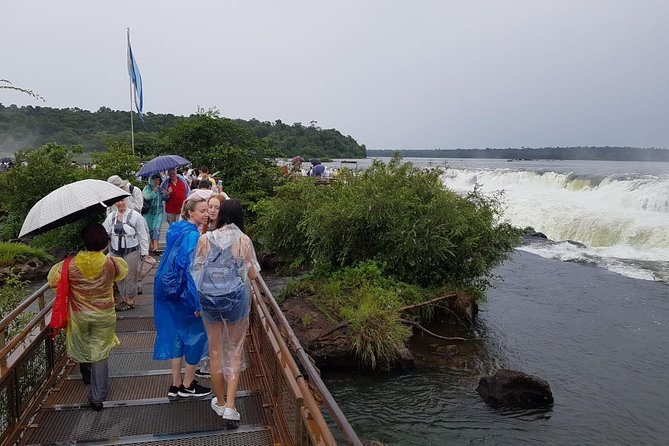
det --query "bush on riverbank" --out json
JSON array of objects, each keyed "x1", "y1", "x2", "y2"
[
  {"x1": 280, "y1": 261, "x2": 426, "y2": 369},
  {"x1": 257, "y1": 156, "x2": 521, "y2": 291},
  {"x1": 258, "y1": 156, "x2": 522, "y2": 369},
  {"x1": 0, "y1": 242, "x2": 53, "y2": 267}
]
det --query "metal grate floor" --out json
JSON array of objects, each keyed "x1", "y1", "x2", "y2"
[
  {"x1": 68, "y1": 351, "x2": 171, "y2": 377},
  {"x1": 49, "y1": 368, "x2": 261, "y2": 406},
  {"x1": 116, "y1": 331, "x2": 156, "y2": 351},
  {"x1": 116, "y1": 302, "x2": 154, "y2": 318},
  {"x1": 32, "y1": 427, "x2": 276, "y2": 446},
  {"x1": 23, "y1": 394, "x2": 268, "y2": 445},
  {"x1": 115, "y1": 317, "x2": 155, "y2": 332}
]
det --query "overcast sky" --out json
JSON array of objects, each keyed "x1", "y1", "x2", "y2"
[{"x1": 2, "y1": 1, "x2": 668, "y2": 149}]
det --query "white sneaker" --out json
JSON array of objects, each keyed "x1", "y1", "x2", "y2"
[
  {"x1": 211, "y1": 397, "x2": 226, "y2": 416},
  {"x1": 222, "y1": 407, "x2": 240, "y2": 422}
]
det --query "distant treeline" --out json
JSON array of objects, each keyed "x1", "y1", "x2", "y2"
[
  {"x1": 367, "y1": 147, "x2": 669, "y2": 162},
  {"x1": 0, "y1": 104, "x2": 366, "y2": 159}
]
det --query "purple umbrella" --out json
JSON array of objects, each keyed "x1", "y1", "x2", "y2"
[{"x1": 136, "y1": 155, "x2": 190, "y2": 177}]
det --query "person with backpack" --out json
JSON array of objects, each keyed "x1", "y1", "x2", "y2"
[
  {"x1": 142, "y1": 174, "x2": 165, "y2": 254},
  {"x1": 191, "y1": 199, "x2": 260, "y2": 427},
  {"x1": 108, "y1": 175, "x2": 144, "y2": 214},
  {"x1": 102, "y1": 197, "x2": 150, "y2": 311}
]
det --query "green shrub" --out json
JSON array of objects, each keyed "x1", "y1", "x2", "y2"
[
  {"x1": 257, "y1": 156, "x2": 522, "y2": 294},
  {"x1": 0, "y1": 242, "x2": 54, "y2": 267},
  {"x1": 279, "y1": 262, "x2": 430, "y2": 369},
  {"x1": 341, "y1": 291, "x2": 411, "y2": 370},
  {"x1": 0, "y1": 273, "x2": 34, "y2": 339},
  {"x1": 0, "y1": 142, "x2": 138, "y2": 250},
  {"x1": 0, "y1": 143, "x2": 87, "y2": 240}
]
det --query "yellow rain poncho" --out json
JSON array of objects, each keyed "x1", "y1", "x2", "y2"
[{"x1": 48, "y1": 251, "x2": 128, "y2": 363}]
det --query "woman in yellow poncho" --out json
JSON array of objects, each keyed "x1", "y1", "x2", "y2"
[{"x1": 47, "y1": 222, "x2": 128, "y2": 411}]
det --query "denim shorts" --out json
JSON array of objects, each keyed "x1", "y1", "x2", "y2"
[
  {"x1": 199, "y1": 284, "x2": 249, "y2": 324},
  {"x1": 149, "y1": 228, "x2": 161, "y2": 241}
]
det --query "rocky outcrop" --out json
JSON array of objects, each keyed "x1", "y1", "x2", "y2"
[
  {"x1": 0, "y1": 256, "x2": 52, "y2": 284},
  {"x1": 476, "y1": 369, "x2": 554, "y2": 408}
]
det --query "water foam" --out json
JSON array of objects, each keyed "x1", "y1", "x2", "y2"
[{"x1": 442, "y1": 168, "x2": 669, "y2": 281}]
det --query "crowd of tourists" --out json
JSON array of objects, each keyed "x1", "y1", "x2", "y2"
[{"x1": 47, "y1": 166, "x2": 258, "y2": 427}]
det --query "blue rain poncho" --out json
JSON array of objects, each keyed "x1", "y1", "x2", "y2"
[{"x1": 153, "y1": 220, "x2": 207, "y2": 365}]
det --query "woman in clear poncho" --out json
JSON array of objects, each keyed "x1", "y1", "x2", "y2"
[
  {"x1": 153, "y1": 196, "x2": 211, "y2": 398},
  {"x1": 192, "y1": 199, "x2": 260, "y2": 425},
  {"x1": 47, "y1": 223, "x2": 128, "y2": 411}
]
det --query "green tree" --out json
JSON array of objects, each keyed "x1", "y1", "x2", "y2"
[
  {"x1": 0, "y1": 143, "x2": 87, "y2": 239},
  {"x1": 89, "y1": 143, "x2": 141, "y2": 184}
]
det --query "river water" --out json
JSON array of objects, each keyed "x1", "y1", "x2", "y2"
[
  {"x1": 325, "y1": 251, "x2": 669, "y2": 445},
  {"x1": 321, "y1": 157, "x2": 669, "y2": 445}
]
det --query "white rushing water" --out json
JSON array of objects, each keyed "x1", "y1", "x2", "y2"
[
  {"x1": 340, "y1": 157, "x2": 669, "y2": 282},
  {"x1": 436, "y1": 161, "x2": 669, "y2": 282}
]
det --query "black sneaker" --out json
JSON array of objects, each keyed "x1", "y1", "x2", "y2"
[
  {"x1": 167, "y1": 385, "x2": 179, "y2": 397},
  {"x1": 195, "y1": 368, "x2": 211, "y2": 379},
  {"x1": 177, "y1": 380, "x2": 211, "y2": 397}
]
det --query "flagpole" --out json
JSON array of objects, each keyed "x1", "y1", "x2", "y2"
[{"x1": 128, "y1": 28, "x2": 135, "y2": 155}]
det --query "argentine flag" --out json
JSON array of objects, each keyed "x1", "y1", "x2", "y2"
[{"x1": 127, "y1": 29, "x2": 144, "y2": 125}]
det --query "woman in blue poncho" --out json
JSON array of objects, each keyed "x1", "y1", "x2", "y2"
[{"x1": 153, "y1": 195, "x2": 211, "y2": 398}]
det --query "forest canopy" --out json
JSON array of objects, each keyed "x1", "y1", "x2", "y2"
[{"x1": 0, "y1": 103, "x2": 366, "y2": 159}]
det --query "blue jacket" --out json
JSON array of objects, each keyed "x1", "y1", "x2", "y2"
[{"x1": 153, "y1": 220, "x2": 207, "y2": 362}]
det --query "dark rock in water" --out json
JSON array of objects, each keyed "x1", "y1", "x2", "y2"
[
  {"x1": 524, "y1": 231, "x2": 548, "y2": 240},
  {"x1": 476, "y1": 369, "x2": 554, "y2": 408},
  {"x1": 363, "y1": 440, "x2": 387, "y2": 446}
]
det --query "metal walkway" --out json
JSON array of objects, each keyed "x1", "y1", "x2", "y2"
[
  {"x1": 17, "y1": 255, "x2": 276, "y2": 446},
  {"x1": 1, "y1": 231, "x2": 362, "y2": 446}
]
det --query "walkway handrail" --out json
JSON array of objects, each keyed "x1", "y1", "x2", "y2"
[
  {"x1": 0, "y1": 281, "x2": 67, "y2": 446},
  {"x1": 0, "y1": 283, "x2": 50, "y2": 333},
  {"x1": 254, "y1": 276, "x2": 363, "y2": 446}
]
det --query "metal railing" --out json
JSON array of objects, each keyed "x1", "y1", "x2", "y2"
[
  {"x1": 0, "y1": 283, "x2": 67, "y2": 446},
  {"x1": 0, "y1": 274, "x2": 362, "y2": 446},
  {"x1": 251, "y1": 276, "x2": 363, "y2": 446}
]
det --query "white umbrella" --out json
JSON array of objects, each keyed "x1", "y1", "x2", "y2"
[{"x1": 19, "y1": 179, "x2": 130, "y2": 238}]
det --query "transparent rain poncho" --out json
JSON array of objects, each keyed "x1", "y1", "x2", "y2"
[
  {"x1": 47, "y1": 252, "x2": 128, "y2": 363},
  {"x1": 191, "y1": 224, "x2": 260, "y2": 380}
]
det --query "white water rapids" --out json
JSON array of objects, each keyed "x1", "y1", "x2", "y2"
[{"x1": 440, "y1": 167, "x2": 669, "y2": 282}]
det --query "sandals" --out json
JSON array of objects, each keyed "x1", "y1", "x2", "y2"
[{"x1": 115, "y1": 302, "x2": 135, "y2": 312}]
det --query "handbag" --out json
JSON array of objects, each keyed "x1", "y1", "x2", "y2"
[{"x1": 50, "y1": 257, "x2": 72, "y2": 339}]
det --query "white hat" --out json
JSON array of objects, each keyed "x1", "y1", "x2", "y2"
[{"x1": 107, "y1": 175, "x2": 129, "y2": 189}]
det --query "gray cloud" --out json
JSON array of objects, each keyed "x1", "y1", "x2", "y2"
[{"x1": 2, "y1": 0, "x2": 668, "y2": 149}]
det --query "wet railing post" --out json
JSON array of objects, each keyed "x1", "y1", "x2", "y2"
[
  {"x1": 0, "y1": 329, "x2": 6, "y2": 368},
  {"x1": 38, "y1": 294, "x2": 46, "y2": 329}
]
